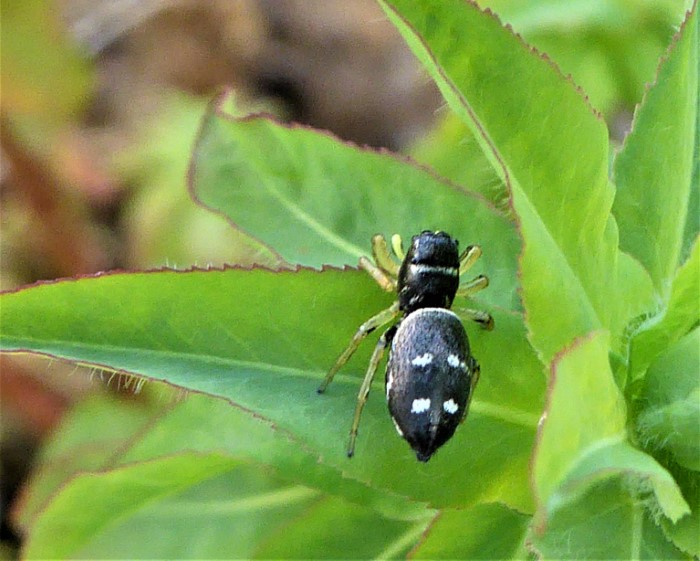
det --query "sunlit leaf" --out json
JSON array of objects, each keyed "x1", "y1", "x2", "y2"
[
  {"x1": 636, "y1": 328, "x2": 700, "y2": 471},
  {"x1": 613, "y1": 4, "x2": 698, "y2": 294},
  {"x1": 0, "y1": 268, "x2": 543, "y2": 512},
  {"x1": 530, "y1": 477, "x2": 688, "y2": 560},
  {"x1": 23, "y1": 458, "x2": 319, "y2": 559},
  {"x1": 190, "y1": 97, "x2": 520, "y2": 313},
  {"x1": 411, "y1": 503, "x2": 529, "y2": 559},
  {"x1": 532, "y1": 332, "x2": 688, "y2": 525},
  {"x1": 382, "y1": 0, "x2": 655, "y2": 364}
]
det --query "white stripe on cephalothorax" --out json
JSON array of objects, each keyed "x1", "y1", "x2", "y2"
[{"x1": 409, "y1": 263, "x2": 459, "y2": 277}]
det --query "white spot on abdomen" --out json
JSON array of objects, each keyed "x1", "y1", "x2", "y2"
[
  {"x1": 412, "y1": 353, "x2": 434, "y2": 367},
  {"x1": 443, "y1": 399, "x2": 459, "y2": 414},
  {"x1": 447, "y1": 354, "x2": 460, "y2": 367},
  {"x1": 386, "y1": 370, "x2": 393, "y2": 399},
  {"x1": 411, "y1": 398, "x2": 431, "y2": 414}
]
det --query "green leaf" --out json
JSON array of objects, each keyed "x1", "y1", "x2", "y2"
[
  {"x1": 190, "y1": 97, "x2": 521, "y2": 312},
  {"x1": 532, "y1": 331, "x2": 689, "y2": 525},
  {"x1": 613, "y1": 3, "x2": 699, "y2": 294},
  {"x1": 661, "y1": 466, "x2": 700, "y2": 557},
  {"x1": 15, "y1": 394, "x2": 165, "y2": 530},
  {"x1": 23, "y1": 457, "x2": 320, "y2": 559},
  {"x1": 120, "y1": 393, "x2": 431, "y2": 521},
  {"x1": 252, "y1": 495, "x2": 426, "y2": 560},
  {"x1": 0, "y1": 268, "x2": 544, "y2": 512},
  {"x1": 17, "y1": 390, "x2": 430, "y2": 538},
  {"x1": 409, "y1": 114, "x2": 508, "y2": 211},
  {"x1": 637, "y1": 328, "x2": 700, "y2": 471},
  {"x1": 529, "y1": 477, "x2": 689, "y2": 560},
  {"x1": 410, "y1": 503, "x2": 530, "y2": 560},
  {"x1": 630, "y1": 236, "x2": 700, "y2": 380},
  {"x1": 382, "y1": 0, "x2": 654, "y2": 363}
]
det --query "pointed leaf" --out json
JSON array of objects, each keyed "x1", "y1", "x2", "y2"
[
  {"x1": 533, "y1": 332, "x2": 689, "y2": 525},
  {"x1": 613, "y1": 3, "x2": 698, "y2": 294},
  {"x1": 190, "y1": 98, "x2": 520, "y2": 313},
  {"x1": 661, "y1": 467, "x2": 700, "y2": 557},
  {"x1": 382, "y1": 0, "x2": 655, "y2": 363},
  {"x1": 637, "y1": 328, "x2": 700, "y2": 471},
  {"x1": 0, "y1": 268, "x2": 544, "y2": 512},
  {"x1": 530, "y1": 477, "x2": 688, "y2": 560}
]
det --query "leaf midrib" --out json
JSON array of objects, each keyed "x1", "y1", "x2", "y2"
[{"x1": 1, "y1": 337, "x2": 539, "y2": 428}]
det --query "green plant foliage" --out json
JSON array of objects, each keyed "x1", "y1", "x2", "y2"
[
  {"x1": 190, "y1": 102, "x2": 520, "y2": 310},
  {"x1": 410, "y1": 503, "x2": 530, "y2": 559},
  {"x1": 613, "y1": 7, "x2": 699, "y2": 295},
  {"x1": 637, "y1": 328, "x2": 700, "y2": 471},
  {"x1": 1, "y1": 0, "x2": 698, "y2": 559},
  {"x1": 14, "y1": 394, "x2": 166, "y2": 529},
  {"x1": 0, "y1": 268, "x2": 543, "y2": 514},
  {"x1": 629, "y1": 238, "x2": 700, "y2": 381},
  {"x1": 382, "y1": 0, "x2": 655, "y2": 365},
  {"x1": 532, "y1": 331, "x2": 688, "y2": 527},
  {"x1": 529, "y1": 477, "x2": 689, "y2": 560}
]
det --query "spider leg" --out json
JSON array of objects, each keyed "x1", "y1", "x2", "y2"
[
  {"x1": 458, "y1": 245, "x2": 482, "y2": 276},
  {"x1": 346, "y1": 327, "x2": 392, "y2": 457},
  {"x1": 360, "y1": 256, "x2": 397, "y2": 292},
  {"x1": 317, "y1": 301, "x2": 400, "y2": 393},
  {"x1": 460, "y1": 357, "x2": 481, "y2": 424},
  {"x1": 456, "y1": 307, "x2": 494, "y2": 330},
  {"x1": 371, "y1": 234, "x2": 400, "y2": 277},
  {"x1": 391, "y1": 234, "x2": 406, "y2": 262},
  {"x1": 456, "y1": 274, "x2": 489, "y2": 297}
]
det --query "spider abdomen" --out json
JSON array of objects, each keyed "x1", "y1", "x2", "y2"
[{"x1": 386, "y1": 307, "x2": 479, "y2": 462}]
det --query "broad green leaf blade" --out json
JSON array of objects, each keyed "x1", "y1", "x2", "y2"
[
  {"x1": 410, "y1": 503, "x2": 529, "y2": 560},
  {"x1": 0, "y1": 269, "x2": 544, "y2": 512},
  {"x1": 684, "y1": 77, "x2": 699, "y2": 258},
  {"x1": 251, "y1": 495, "x2": 425, "y2": 560},
  {"x1": 409, "y1": 113, "x2": 508, "y2": 211},
  {"x1": 15, "y1": 394, "x2": 165, "y2": 530},
  {"x1": 190, "y1": 96, "x2": 521, "y2": 312},
  {"x1": 18, "y1": 391, "x2": 430, "y2": 534},
  {"x1": 120, "y1": 393, "x2": 431, "y2": 521},
  {"x1": 530, "y1": 477, "x2": 689, "y2": 560},
  {"x1": 23, "y1": 458, "x2": 319, "y2": 560},
  {"x1": 381, "y1": 0, "x2": 609, "y2": 203},
  {"x1": 533, "y1": 331, "x2": 689, "y2": 525},
  {"x1": 637, "y1": 328, "x2": 700, "y2": 471},
  {"x1": 613, "y1": 3, "x2": 699, "y2": 294},
  {"x1": 382, "y1": 0, "x2": 655, "y2": 363},
  {"x1": 629, "y1": 237, "x2": 700, "y2": 380}
]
